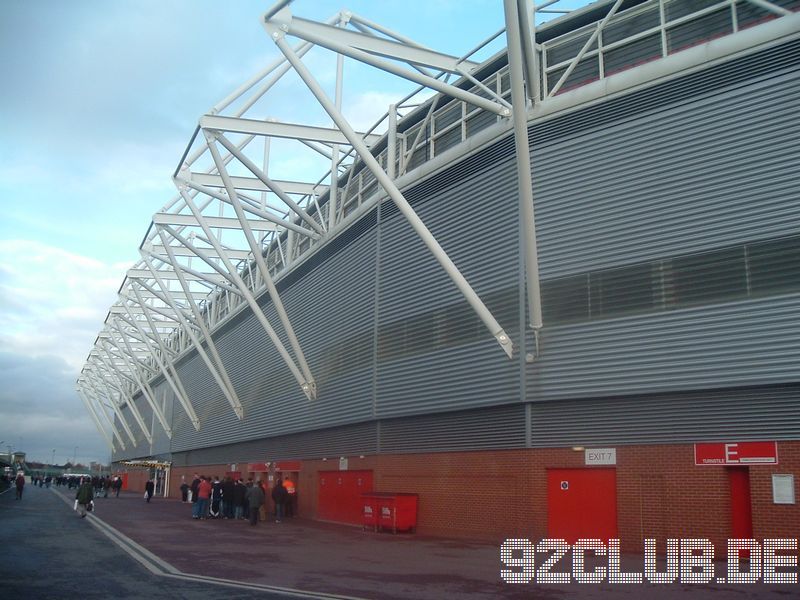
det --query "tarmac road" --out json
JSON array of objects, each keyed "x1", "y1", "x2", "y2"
[
  {"x1": 0, "y1": 484, "x2": 349, "y2": 600},
  {"x1": 1, "y1": 482, "x2": 797, "y2": 600}
]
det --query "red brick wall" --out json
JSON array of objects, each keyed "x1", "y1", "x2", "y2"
[
  {"x1": 156, "y1": 441, "x2": 800, "y2": 552},
  {"x1": 295, "y1": 442, "x2": 800, "y2": 552}
]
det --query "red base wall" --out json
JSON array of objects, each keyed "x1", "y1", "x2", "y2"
[{"x1": 135, "y1": 441, "x2": 800, "y2": 551}]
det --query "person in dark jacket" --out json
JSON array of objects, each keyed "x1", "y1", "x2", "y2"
[
  {"x1": 180, "y1": 480, "x2": 189, "y2": 502},
  {"x1": 145, "y1": 479, "x2": 155, "y2": 503},
  {"x1": 245, "y1": 480, "x2": 265, "y2": 526},
  {"x1": 271, "y1": 478, "x2": 288, "y2": 523},
  {"x1": 190, "y1": 474, "x2": 201, "y2": 518},
  {"x1": 210, "y1": 476, "x2": 222, "y2": 518},
  {"x1": 233, "y1": 479, "x2": 246, "y2": 520},
  {"x1": 76, "y1": 477, "x2": 94, "y2": 518},
  {"x1": 222, "y1": 477, "x2": 235, "y2": 519}
]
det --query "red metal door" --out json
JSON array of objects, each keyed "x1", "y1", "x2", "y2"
[
  {"x1": 547, "y1": 468, "x2": 617, "y2": 543},
  {"x1": 728, "y1": 467, "x2": 753, "y2": 539},
  {"x1": 318, "y1": 470, "x2": 373, "y2": 525}
]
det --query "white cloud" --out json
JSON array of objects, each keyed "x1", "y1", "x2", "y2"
[{"x1": 0, "y1": 239, "x2": 127, "y2": 372}]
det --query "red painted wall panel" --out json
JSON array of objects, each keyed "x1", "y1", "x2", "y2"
[{"x1": 318, "y1": 470, "x2": 373, "y2": 525}]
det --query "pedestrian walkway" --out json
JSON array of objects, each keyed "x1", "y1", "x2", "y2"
[{"x1": 3, "y1": 484, "x2": 796, "y2": 599}]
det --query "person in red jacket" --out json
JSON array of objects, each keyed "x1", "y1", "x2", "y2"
[{"x1": 195, "y1": 476, "x2": 212, "y2": 519}]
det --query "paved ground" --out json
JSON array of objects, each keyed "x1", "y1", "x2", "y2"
[{"x1": 1, "y1": 483, "x2": 798, "y2": 599}]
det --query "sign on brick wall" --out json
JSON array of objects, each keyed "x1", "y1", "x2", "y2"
[{"x1": 694, "y1": 441, "x2": 778, "y2": 465}]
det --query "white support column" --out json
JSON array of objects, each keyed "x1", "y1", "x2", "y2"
[
  {"x1": 268, "y1": 30, "x2": 514, "y2": 358},
  {"x1": 143, "y1": 244, "x2": 244, "y2": 419},
  {"x1": 329, "y1": 13, "x2": 347, "y2": 230},
  {"x1": 504, "y1": 0, "x2": 543, "y2": 333}
]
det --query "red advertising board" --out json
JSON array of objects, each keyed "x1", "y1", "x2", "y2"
[
  {"x1": 247, "y1": 463, "x2": 269, "y2": 472},
  {"x1": 694, "y1": 442, "x2": 778, "y2": 466}
]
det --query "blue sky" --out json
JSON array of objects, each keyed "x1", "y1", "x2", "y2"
[{"x1": 0, "y1": 0, "x2": 587, "y2": 466}]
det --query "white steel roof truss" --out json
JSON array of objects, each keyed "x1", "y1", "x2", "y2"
[
  {"x1": 126, "y1": 287, "x2": 200, "y2": 430},
  {"x1": 265, "y1": 7, "x2": 508, "y2": 117},
  {"x1": 95, "y1": 341, "x2": 156, "y2": 443},
  {"x1": 212, "y1": 130, "x2": 326, "y2": 236},
  {"x1": 108, "y1": 318, "x2": 173, "y2": 437},
  {"x1": 79, "y1": 382, "x2": 126, "y2": 451},
  {"x1": 178, "y1": 173, "x2": 317, "y2": 399},
  {"x1": 173, "y1": 178, "x2": 317, "y2": 239},
  {"x1": 84, "y1": 365, "x2": 139, "y2": 446},
  {"x1": 76, "y1": 386, "x2": 114, "y2": 451},
  {"x1": 266, "y1": 21, "x2": 515, "y2": 358},
  {"x1": 137, "y1": 250, "x2": 243, "y2": 296},
  {"x1": 146, "y1": 242, "x2": 244, "y2": 419},
  {"x1": 101, "y1": 337, "x2": 159, "y2": 376},
  {"x1": 114, "y1": 312, "x2": 176, "y2": 355},
  {"x1": 156, "y1": 224, "x2": 244, "y2": 292},
  {"x1": 118, "y1": 289, "x2": 195, "y2": 328}
]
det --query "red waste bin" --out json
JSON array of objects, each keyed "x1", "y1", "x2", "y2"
[
  {"x1": 378, "y1": 493, "x2": 418, "y2": 534},
  {"x1": 361, "y1": 493, "x2": 379, "y2": 531}
]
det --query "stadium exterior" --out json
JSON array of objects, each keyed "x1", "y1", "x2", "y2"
[{"x1": 79, "y1": 0, "x2": 800, "y2": 549}]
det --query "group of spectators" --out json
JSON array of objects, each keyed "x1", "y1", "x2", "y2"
[
  {"x1": 53, "y1": 475, "x2": 123, "y2": 497},
  {"x1": 181, "y1": 474, "x2": 297, "y2": 526}
]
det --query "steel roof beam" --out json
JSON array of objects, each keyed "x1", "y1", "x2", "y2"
[
  {"x1": 189, "y1": 172, "x2": 324, "y2": 196},
  {"x1": 199, "y1": 114, "x2": 381, "y2": 146}
]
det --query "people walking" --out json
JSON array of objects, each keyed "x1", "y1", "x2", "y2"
[
  {"x1": 76, "y1": 477, "x2": 94, "y2": 518},
  {"x1": 180, "y1": 479, "x2": 189, "y2": 503},
  {"x1": 113, "y1": 476, "x2": 122, "y2": 497},
  {"x1": 14, "y1": 472, "x2": 25, "y2": 500},
  {"x1": 246, "y1": 479, "x2": 265, "y2": 526},
  {"x1": 271, "y1": 478, "x2": 288, "y2": 523}
]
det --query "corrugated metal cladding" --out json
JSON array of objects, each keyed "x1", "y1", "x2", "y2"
[
  {"x1": 170, "y1": 421, "x2": 377, "y2": 467},
  {"x1": 530, "y1": 384, "x2": 800, "y2": 447},
  {"x1": 525, "y1": 38, "x2": 800, "y2": 402},
  {"x1": 114, "y1": 35, "x2": 799, "y2": 463}
]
